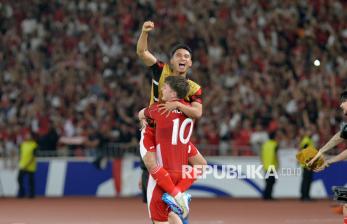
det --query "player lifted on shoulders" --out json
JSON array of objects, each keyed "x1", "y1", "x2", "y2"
[{"x1": 136, "y1": 21, "x2": 206, "y2": 222}]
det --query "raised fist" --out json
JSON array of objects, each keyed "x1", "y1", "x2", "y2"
[{"x1": 142, "y1": 21, "x2": 154, "y2": 33}]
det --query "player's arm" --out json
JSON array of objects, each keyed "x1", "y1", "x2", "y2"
[
  {"x1": 178, "y1": 101, "x2": 202, "y2": 119},
  {"x1": 175, "y1": 146, "x2": 207, "y2": 193},
  {"x1": 175, "y1": 86, "x2": 203, "y2": 119},
  {"x1": 314, "y1": 149, "x2": 347, "y2": 172},
  {"x1": 307, "y1": 131, "x2": 344, "y2": 166},
  {"x1": 136, "y1": 21, "x2": 157, "y2": 67},
  {"x1": 159, "y1": 88, "x2": 203, "y2": 119},
  {"x1": 318, "y1": 131, "x2": 344, "y2": 154},
  {"x1": 158, "y1": 101, "x2": 202, "y2": 119},
  {"x1": 328, "y1": 149, "x2": 347, "y2": 165},
  {"x1": 189, "y1": 152, "x2": 207, "y2": 166}
]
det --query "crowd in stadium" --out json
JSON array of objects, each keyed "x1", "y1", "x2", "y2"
[{"x1": 1, "y1": 0, "x2": 347, "y2": 159}]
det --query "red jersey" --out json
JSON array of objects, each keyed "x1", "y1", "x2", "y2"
[{"x1": 144, "y1": 100, "x2": 194, "y2": 172}]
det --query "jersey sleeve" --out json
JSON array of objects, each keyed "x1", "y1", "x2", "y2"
[
  {"x1": 149, "y1": 60, "x2": 165, "y2": 81},
  {"x1": 190, "y1": 88, "x2": 202, "y2": 104},
  {"x1": 144, "y1": 104, "x2": 159, "y2": 120},
  {"x1": 188, "y1": 142, "x2": 199, "y2": 157},
  {"x1": 144, "y1": 107, "x2": 153, "y2": 119}
]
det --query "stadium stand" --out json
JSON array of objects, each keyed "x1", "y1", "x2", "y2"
[{"x1": 0, "y1": 0, "x2": 347, "y2": 159}]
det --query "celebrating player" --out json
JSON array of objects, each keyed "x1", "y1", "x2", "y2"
[
  {"x1": 138, "y1": 76, "x2": 200, "y2": 223},
  {"x1": 136, "y1": 21, "x2": 207, "y2": 220}
]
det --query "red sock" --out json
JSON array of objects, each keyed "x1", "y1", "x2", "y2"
[
  {"x1": 150, "y1": 166, "x2": 180, "y2": 196},
  {"x1": 176, "y1": 178, "x2": 195, "y2": 192},
  {"x1": 344, "y1": 216, "x2": 347, "y2": 224},
  {"x1": 176, "y1": 166, "x2": 200, "y2": 192}
]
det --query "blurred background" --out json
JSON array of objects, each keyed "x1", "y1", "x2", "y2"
[{"x1": 1, "y1": 0, "x2": 347, "y2": 202}]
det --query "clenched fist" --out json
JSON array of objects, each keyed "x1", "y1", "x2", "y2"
[{"x1": 142, "y1": 21, "x2": 154, "y2": 33}]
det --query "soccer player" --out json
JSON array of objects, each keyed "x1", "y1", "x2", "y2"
[
  {"x1": 136, "y1": 21, "x2": 206, "y2": 218},
  {"x1": 138, "y1": 76, "x2": 198, "y2": 223},
  {"x1": 308, "y1": 90, "x2": 347, "y2": 224},
  {"x1": 137, "y1": 21, "x2": 202, "y2": 118}
]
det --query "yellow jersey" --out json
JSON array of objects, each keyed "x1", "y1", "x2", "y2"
[
  {"x1": 19, "y1": 140, "x2": 38, "y2": 172},
  {"x1": 149, "y1": 61, "x2": 202, "y2": 105},
  {"x1": 261, "y1": 139, "x2": 279, "y2": 171}
]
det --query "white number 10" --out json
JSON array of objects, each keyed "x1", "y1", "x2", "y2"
[{"x1": 171, "y1": 118, "x2": 194, "y2": 145}]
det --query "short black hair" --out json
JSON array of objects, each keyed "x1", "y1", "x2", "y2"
[
  {"x1": 170, "y1": 44, "x2": 192, "y2": 58},
  {"x1": 341, "y1": 90, "x2": 347, "y2": 102},
  {"x1": 164, "y1": 76, "x2": 190, "y2": 99}
]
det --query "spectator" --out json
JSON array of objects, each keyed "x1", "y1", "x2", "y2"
[
  {"x1": 0, "y1": 1, "x2": 346, "y2": 156},
  {"x1": 250, "y1": 122, "x2": 269, "y2": 155},
  {"x1": 37, "y1": 122, "x2": 59, "y2": 156}
]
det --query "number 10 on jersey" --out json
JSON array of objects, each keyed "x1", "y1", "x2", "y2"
[{"x1": 171, "y1": 118, "x2": 194, "y2": 145}]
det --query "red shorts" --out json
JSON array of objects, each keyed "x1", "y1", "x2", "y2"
[
  {"x1": 139, "y1": 126, "x2": 199, "y2": 159},
  {"x1": 146, "y1": 172, "x2": 182, "y2": 221}
]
